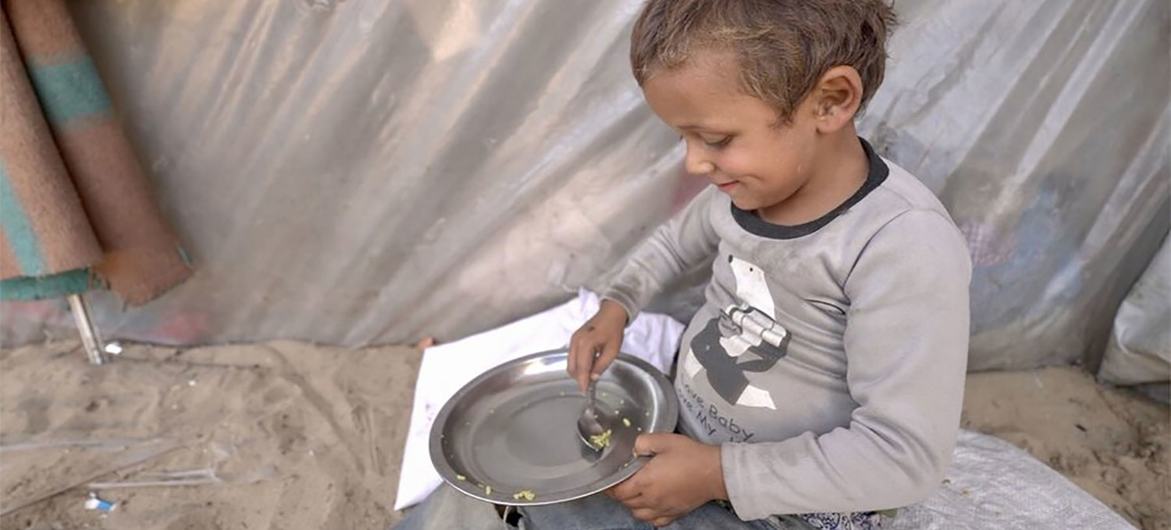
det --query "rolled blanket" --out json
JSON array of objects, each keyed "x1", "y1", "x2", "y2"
[{"x1": 0, "y1": 0, "x2": 191, "y2": 304}]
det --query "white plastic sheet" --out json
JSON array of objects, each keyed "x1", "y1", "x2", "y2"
[{"x1": 1, "y1": 0, "x2": 1168, "y2": 372}]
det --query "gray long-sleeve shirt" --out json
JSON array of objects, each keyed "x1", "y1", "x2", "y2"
[{"x1": 604, "y1": 140, "x2": 972, "y2": 520}]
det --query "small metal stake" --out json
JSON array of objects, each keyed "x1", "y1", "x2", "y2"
[{"x1": 67, "y1": 293, "x2": 105, "y2": 365}]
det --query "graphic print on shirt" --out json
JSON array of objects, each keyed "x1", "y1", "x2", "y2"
[{"x1": 681, "y1": 255, "x2": 790, "y2": 410}]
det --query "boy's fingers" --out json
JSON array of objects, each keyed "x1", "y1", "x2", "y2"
[
  {"x1": 626, "y1": 486, "x2": 657, "y2": 506},
  {"x1": 608, "y1": 480, "x2": 639, "y2": 502},
  {"x1": 652, "y1": 516, "x2": 676, "y2": 528},
  {"x1": 567, "y1": 339, "x2": 581, "y2": 378},
  {"x1": 573, "y1": 351, "x2": 588, "y2": 392},
  {"x1": 569, "y1": 337, "x2": 592, "y2": 389},
  {"x1": 591, "y1": 339, "x2": 620, "y2": 379},
  {"x1": 631, "y1": 508, "x2": 658, "y2": 523},
  {"x1": 566, "y1": 339, "x2": 576, "y2": 374},
  {"x1": 620, "y1": 494, "x2": 651, "y2": 510},
  {"x1": 573, "y1": 341, "x2": 598, "y2": 392},
  {"x1": 633, "y1": 433, "x2": 674, "y2": 456}
]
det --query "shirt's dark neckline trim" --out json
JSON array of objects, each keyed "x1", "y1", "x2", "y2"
[{"x1": 731, "y1": 137, "x2": 889, "y2": 240}]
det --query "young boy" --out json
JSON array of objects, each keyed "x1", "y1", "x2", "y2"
[{"x1": 548, "y1": 0, "x2": 972, "y2": 528}]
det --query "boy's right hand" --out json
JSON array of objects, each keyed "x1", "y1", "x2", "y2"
[{"x1": 567, "y1": 299, "x2": 629, "y2": 392}]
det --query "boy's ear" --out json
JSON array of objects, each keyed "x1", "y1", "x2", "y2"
[{"x1": 811, "y1": 65, "x2": 863, "y2": 133}]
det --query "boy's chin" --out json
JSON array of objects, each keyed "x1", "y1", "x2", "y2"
[
  {"x1": 729, "y1": 194, "x2": 760, "y2": 212},
  {"x1": 729, "y1": 189, "x2": 789, "y2": 214}
]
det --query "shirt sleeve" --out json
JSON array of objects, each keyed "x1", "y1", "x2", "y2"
[
  {"x1": 602, "y1": 186, "x2": 721, "y2": 321},
  {"x1": 721, "y1": 209, "x2": 972, "y2": 519}
]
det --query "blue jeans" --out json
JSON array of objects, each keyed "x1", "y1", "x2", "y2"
[
  {"x1": 394, "y1": 485, "x2": 885, "y2": 530},
  {"x1": 520, "y1": 491, "x2": 781, "y2": 530},
  {"x1": 394, "y1": 484, "x2": 782, "y2": 530}
]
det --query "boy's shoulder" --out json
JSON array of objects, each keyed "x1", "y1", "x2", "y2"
[
  {"x1": 846, "y1": 156, "x2": 972, "y2": 274},
  {"x1": 849, "y1": 155, "x2": 963, "y2": 241},
  {"x1": 691, "y1": 143, "x2": 966, "y2": 255},
  {"x1": 868, "y1": 158, "x2": 952, "y2": 221}
]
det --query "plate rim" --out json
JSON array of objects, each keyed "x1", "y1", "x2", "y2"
[{"x1": 428, "y1": 348, "x2": 678, "y2": 506}]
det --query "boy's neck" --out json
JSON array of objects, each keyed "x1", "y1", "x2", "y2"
[{"x1": 757, "y1": 129, "x2": 869, "y2": 227}]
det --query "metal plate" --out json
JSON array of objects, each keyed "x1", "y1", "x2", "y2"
[{"x1": 429, "y1": 349, "x2": 678, "y2": 506}]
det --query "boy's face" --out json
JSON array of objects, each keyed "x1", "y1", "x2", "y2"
[{"x1": 641, "y1": 51, "x2": 821, "y2": 213}]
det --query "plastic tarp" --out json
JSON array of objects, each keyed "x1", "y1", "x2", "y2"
[
  {"x1": 888, "y1": 430, "x2": 1134, "y2": 530},
  {"x1": 1098, "y1": 235, "x2": 1170, "y2": 392},
  {"x1": 1, "y1": 0, "x2": 1168, "y2": 372}
]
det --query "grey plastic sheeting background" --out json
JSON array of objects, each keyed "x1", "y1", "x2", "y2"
[
  {"x1": 1099, "y1": 235, "x2": 1170, "y2": 388},
  {"x1": 1, "y1": 0, "x2": 1168, "y2": 372}
]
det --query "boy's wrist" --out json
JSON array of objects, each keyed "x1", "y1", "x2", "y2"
[
  {"x1": 599, "y1": 298, "x2": 630, "y2": 326},
  {"x1": 707, "y1": 444, "x2": 729, "y2": 501}
]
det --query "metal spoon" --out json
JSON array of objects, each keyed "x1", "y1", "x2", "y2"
[{"x1": 576, "y1": 352, "x2": 609, "y2": 451}]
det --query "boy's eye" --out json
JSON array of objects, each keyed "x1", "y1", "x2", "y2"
[
  {"x1": 701, "y1": 135, "x2": 732, "y2": 148},
  {"x1": 678, "y1": 133, "x2": 732, "y2": 148}
]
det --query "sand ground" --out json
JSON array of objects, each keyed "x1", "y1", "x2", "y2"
[
  {"x1": 0, "y1": 341, "x2": 1166, "y2": 529},
  {"x1": 961, "y1": 367, "x2": 1168, "y2": 530}
]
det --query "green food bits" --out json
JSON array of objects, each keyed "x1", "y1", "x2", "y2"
[
  {"x1": 589, "y1": 429, "x2": 613, "y2": 450},
  {"x1": 512, "y1": 490, "x2": 536, "y2": 501}
]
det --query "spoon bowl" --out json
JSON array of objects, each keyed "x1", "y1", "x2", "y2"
[{"x1": 577, "y1": 377, "x2": 609, "y2": 450}]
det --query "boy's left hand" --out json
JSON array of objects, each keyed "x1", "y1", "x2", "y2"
[{"x1": 605, "y1": 433, "x2": 727, "y2": 527}]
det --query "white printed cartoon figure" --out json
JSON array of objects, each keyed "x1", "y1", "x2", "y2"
[{"x1": 682, "y1": 255, "x2": 790, "y2": 409}]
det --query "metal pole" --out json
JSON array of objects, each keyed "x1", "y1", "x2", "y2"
[{"x1": 66, "y1": 293, "x2": 105, "y2": 365}]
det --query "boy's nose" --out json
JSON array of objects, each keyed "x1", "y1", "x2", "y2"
[{"x1": 684, "y1": 147, "x2": 716, "y2": 175}]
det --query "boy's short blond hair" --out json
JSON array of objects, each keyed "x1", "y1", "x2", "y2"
[{"x1": 630, "y1": 0, "x2": 896, "y2": 123}]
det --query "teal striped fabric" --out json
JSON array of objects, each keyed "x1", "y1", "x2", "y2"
[
  {"x1": 26, "y1": 56, "x2": 112, "y2": 126},
  {"x1": 0, "y1": 268, "x2": 91, "y2": 299},
  {"x1": 0, "y1": 161, "x2": 91, "y2": 299},
  {"x1": 0, "y1": 161, "x2": 45, "y2": 275}
]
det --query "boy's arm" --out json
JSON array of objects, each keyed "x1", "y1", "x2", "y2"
[
  {"x1": 569, "y1": 185, "x2": 720, "y2": 391},
  {"x1": 602, "y1": 185, "x2": 721, "y2": 320},
  {"x1": 722, "y1": 210, "x2": 972, "y2": 519}
]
